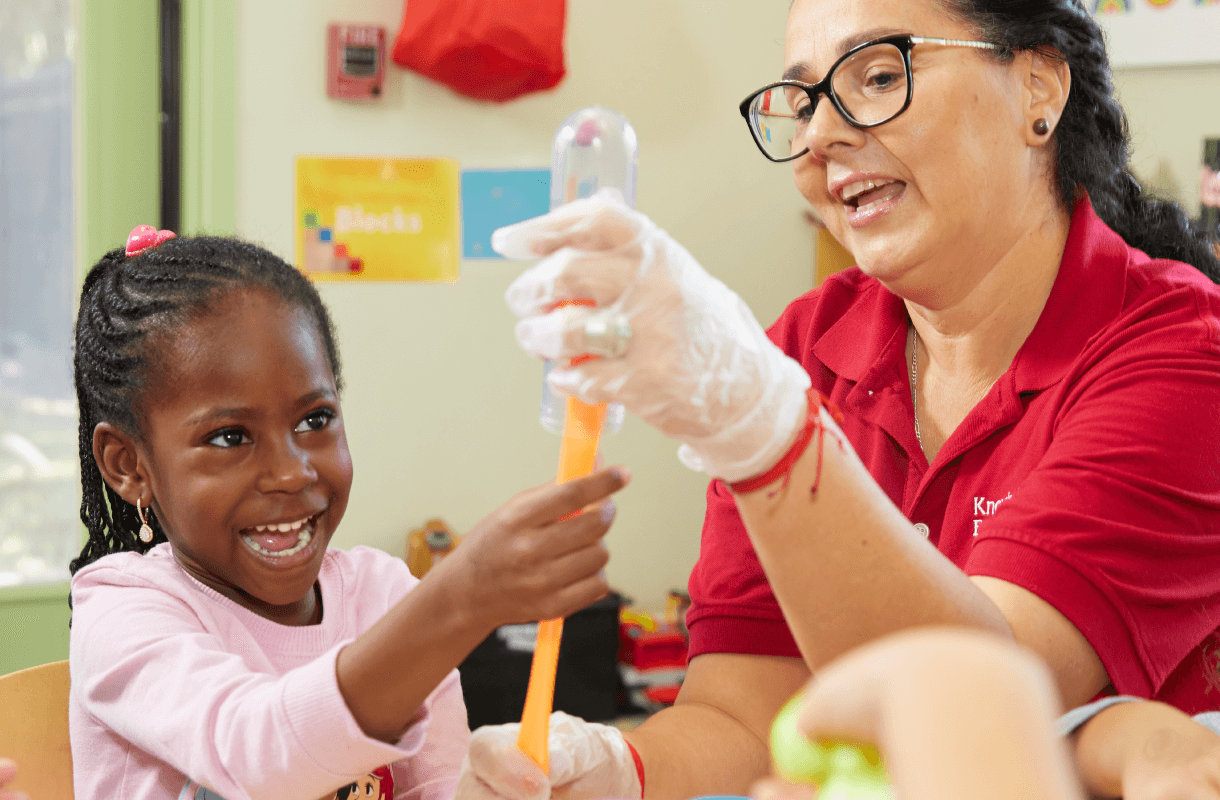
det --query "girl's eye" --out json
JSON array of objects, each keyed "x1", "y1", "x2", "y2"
[
  {"x1": 206, "y1": 428, "x2": 250, "y2": 448},
  {"x1": 296, "y1": 408, "x2": 336, "y2": 433}
]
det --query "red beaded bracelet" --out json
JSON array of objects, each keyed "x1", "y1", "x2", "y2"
[
  {"x1": 728, "y1": 388, "x2": 844, "y2": 497},
  {"x1": 626, "y1": 739, "x2": 645, "y2": 795}
]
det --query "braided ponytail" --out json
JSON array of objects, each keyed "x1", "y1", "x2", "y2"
[
  {"x1": 70, "y1": 237, "x2": 343, "y2": 575},
  {"x1": 946, "y1": 0, "x2": 1220, "y2": 279}
]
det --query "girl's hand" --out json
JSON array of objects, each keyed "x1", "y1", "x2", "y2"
[
  {"x1": 0, "y1": 759, "x2": 29, "y2": 800},
  {"x1": 441, "y1": 466, "x2": 629, "y2": 629},
  {"x1": 495, "y1": 190, "x2": 812, "y2": 483}
]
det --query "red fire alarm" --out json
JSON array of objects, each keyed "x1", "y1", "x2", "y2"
[{"x1": 327, "y1": 24, "x2": 386, "y2": 100}]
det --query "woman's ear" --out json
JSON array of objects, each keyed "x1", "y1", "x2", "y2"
[
  {"x1": 93, "y1": 422, "x2": 150, "y2": 507},
  {"x1": 1021, "y1": 47, "x2": 1071, "y2": 145}
]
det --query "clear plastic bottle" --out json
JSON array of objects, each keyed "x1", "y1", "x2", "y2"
[{"x1": 539, "y1": 106, "x2": 638, "y2": 434}]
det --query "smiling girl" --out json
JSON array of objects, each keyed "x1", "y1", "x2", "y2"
[{"x1": 67, "y1": 229, "x2": 628, "y2": 800}]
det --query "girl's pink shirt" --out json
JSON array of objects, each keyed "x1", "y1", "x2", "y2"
[{"x1": 69, "y1": 543, "x2": 469, "y2": 800}]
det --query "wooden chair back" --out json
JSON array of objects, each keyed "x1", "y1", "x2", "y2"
[{"x1": 0, "y1": 659, "x2": 72, "y2": 799}]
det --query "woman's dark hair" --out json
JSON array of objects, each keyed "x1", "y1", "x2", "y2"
[
  {"x1": 944, "y1": 0, "x2": 1220, "y2": 279},
  {"x1": 69, "y1": 236, "x2": 343, "y2": 576}
]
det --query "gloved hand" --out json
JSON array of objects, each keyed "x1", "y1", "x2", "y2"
[
  {"x1": 453, "y1": 711, "x2": 641, "y2": 800},
  {"x1": 495, "y1": 189, "x2": 812, "y2": 483}
]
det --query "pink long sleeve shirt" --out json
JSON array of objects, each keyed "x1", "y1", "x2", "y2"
[{"x1": 69, "y1": 544, "x2": 470, "y2": 800}]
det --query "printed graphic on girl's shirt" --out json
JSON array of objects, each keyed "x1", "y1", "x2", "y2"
[
  {"x1": 336, "y1": 767, "x2": 392, "y2": 800},
  {"x1": 180, "y1": 766, "x2": 393, "y2": 800}
]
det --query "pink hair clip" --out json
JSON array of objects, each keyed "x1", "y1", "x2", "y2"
[{"x1": 125, "y1": 224, "x2": 177, "y2": 258}]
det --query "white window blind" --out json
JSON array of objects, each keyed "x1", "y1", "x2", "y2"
[{"x1": 0, "y1": 0, "x2": 77, "y2": 587}]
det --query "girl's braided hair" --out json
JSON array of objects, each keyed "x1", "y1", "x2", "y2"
[
  {"x1": 70, "y1": 236, "x2": 342, "y2": 576},
  {"x1": 944, "y1": 0, "x2": 1219, "y2": 278}
]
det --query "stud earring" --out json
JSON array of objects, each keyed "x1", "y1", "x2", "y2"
[
  {"x1": 136, "y1": 498, "x2": 154, "y2": 544},
  {"x1": 1033, "y1": 118, "x2": 1050, "y2": 136}
]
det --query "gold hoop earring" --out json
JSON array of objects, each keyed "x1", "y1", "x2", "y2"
[{"x1": 136, "y1": 498, "x2": 154, "y2": 544}]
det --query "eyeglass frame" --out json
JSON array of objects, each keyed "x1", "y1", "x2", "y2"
[{"x1": 739, "y1": 34, "x2": 1002, "y2": 163}]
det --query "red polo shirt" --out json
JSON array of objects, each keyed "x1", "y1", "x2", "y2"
[{"x1": 687, "y1": 197, "x2": 1220, "y2": 714}]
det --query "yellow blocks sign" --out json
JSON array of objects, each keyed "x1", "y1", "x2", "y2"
[{"x1": 295, "y1": 156, "x2": 460, "y2": 282}]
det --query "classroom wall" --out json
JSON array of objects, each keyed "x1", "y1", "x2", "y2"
[
  {"x1": 1113, "y1": 64, "x2": 1220, "y2": 217},
  {"x1": 233, "y1": 1, "x2": 815, "y2": 611},
  {"x1": 227, "y1": 2, "x2": 1220, "y2": 613}
]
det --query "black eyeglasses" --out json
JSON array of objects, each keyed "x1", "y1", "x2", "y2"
[{"x1": 739, "y1": 34, "x2": 1000, "y2": 163}]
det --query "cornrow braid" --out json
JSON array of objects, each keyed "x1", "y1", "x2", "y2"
[
  {"x1": 945, "y1": 0, "x2": 1220, "y2": 280},
  {"x1": 70, "y1": 236, "x2": 343, "y2": 576}
]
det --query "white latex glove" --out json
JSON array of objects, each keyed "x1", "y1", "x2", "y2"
[
  {"x1": 495, "y1": 189, "x2": 811, "y2": 483},
  {"x1": 453, "y1": 711, "x2": 641, "y2": 800}
]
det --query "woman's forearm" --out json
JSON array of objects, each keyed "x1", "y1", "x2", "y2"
[
  {"x1": 1071, "y1": 700, "x2": 1220, "y2": 798},
  {"x1": 732, "y1": 414, "x2": 1012, "y2": 671},
  {"x1": 626, "y1": 653, "x2": 810, "y2": 800},
  {"x1": 627, "y1": 703, "x2": 771, "y2": 800}
]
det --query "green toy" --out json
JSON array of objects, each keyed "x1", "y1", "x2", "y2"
[{"x1": 769, "y1": 693, "x2": 895, "y2": 800}]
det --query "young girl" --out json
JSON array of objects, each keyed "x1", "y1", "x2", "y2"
[{"x1": 68, "y1": 227, "x2": 628, "y2": 800}]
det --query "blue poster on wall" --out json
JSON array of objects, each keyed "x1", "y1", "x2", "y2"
[{"x1": 461, "y1": 169, "x2": 551, "y2": 259}]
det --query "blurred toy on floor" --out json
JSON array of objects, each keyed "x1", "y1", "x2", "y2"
[{"x1": 617, "y1": 591, "x2": 690, "y2": 714}]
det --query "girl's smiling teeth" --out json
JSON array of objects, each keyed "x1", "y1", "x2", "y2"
[
  {"x1": 241, "y1": 514, "x2": 320, "y2": 558},
  {"x1": 252, "y1": 516, "x2": 312, "y2": 533}
]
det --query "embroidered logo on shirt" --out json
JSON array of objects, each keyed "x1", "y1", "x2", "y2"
[
  {"x1": 1203, "y1": 632, "x2": 1220, "y2": 696},
  {"x1": 972, "y1": 492, "x2": 1013, "y2": 537}
]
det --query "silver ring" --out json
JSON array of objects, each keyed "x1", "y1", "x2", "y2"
[{"x1": 583, "y1": 313, "x2": 632, "y2": 358}]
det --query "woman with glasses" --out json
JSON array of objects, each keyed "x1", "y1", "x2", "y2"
[{"x1": 457, "y1": 1, "x2": 1220, "y2": 799}]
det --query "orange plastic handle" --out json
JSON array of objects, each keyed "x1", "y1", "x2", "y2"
[{"x1": 517, "y1": 395, "x2": 608, "y2": 773}]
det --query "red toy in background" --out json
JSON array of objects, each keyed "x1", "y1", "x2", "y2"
[
  {"x1": 618, "y1": 597, "x2": 689, "y2": 711},
  {"x1": 391, "y1": 0, "x2": 566, "y2": 102},
  {"x1": 327, "y1": 24, "x2": 386, "y2": 100},
  {"x1": 618, "y1": 613, "x2": 687, "y2": 672}
]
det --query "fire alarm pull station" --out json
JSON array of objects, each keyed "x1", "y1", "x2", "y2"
[{"x1": 327, "y1": 24, "x2": 385, "y2": 100}]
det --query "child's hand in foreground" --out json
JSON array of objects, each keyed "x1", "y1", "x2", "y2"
[
  {"x1": 1073, "y1": 701, "x2": 1220, "y2": 800},
  {"x1": 437, "y1": 466, "x2": 629, "y2": 628},
  {"x1": 752, "y1": 628, "x2": 1083, "y2": 800},
  {"x1": 0, "y1": 759, "x2": 29, "y2": 800}
]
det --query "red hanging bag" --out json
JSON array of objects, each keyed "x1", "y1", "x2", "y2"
[{"x1": 392, "y1": 0, "x2": 567, "y2": 103}]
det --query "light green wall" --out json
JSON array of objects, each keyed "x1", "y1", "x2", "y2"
[
  {"x1": 0, "y1": 584, "x2": 73, "y2": 675},
  {"x1": 81, "y1": 0, "x2": 160, "y2": 264},
  {"x1": 0, "y1": 0, "x2": 160, "y2": 675},
  {"x1": 181, "y1": 0, "x2": 237, "y2": 235}
]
